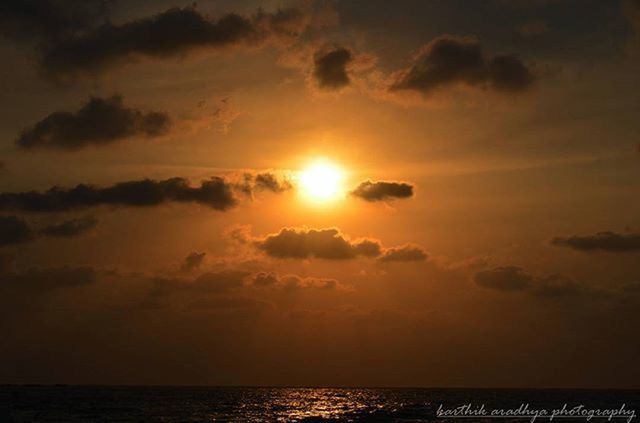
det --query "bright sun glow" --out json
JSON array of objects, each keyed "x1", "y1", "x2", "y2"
[{"x1": 299, "y1": 160, "x2": 345, "y2": 202}]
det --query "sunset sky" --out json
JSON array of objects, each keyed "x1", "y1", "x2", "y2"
[{"x1": 1, "y1": 0, "x2": 639, "y2": 388}]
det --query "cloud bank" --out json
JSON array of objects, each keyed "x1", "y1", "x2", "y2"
[
  {"x1": 474, "y1": 266, "x2": 610, "y2": 300},
  {"x1": 0, "y1": 215, "x2": 97, "y2": 246},
  {"x1": 0, "y1": 177, "x2": 237, "y2": 212},
  {"x1": 552, "y1": 231, "x2": 640, "y2": 252},
  {"x1": 0, "y1": 172, "x2": 290, "y2": 213},
  {"x1": 256, "y1": 227, "x2": 382, "y2": 260},
  {"x1": 251, "y1": 227, "x2": 427, "y2": 262},
  {"x1": 39, "y1": 216, "x2": 98, "y2": 238},
  {"x1": 251, "y1": 272, "x2": 342, "y2": 290},
  {"x1": 0, "y1": 215, "x2": 33, "y2": 246},
  {"x1": 389, "y1": 35, "x2": 535, "y2": 96},
  {"x1": 16, "y1": 95, "x2": 170, "y2": 150},
  {"x1": 39, "y1": 6, "x2": 314, "y2": 77}
]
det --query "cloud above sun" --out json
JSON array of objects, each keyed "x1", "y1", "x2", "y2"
[
  {"x1": 313, "y1": 46, "x2": 354, "y2": 90},
  {"x1": 388, "y1": 35, "x2": 536, "y2": 96},
  {"x1": 16, "y1": 95, "x2": 170, "y2": 151},
  {"x1": 24, "y1": 5, "x2": 322, "y2": 78}
]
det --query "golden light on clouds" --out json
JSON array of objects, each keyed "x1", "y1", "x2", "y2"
[{"x1": 298, "y1": 159, "x2": 345, "y2": 203}]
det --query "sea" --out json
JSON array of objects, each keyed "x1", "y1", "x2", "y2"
[{"x1": 0, "y1": 386, "x2": 638, "y2": 422}]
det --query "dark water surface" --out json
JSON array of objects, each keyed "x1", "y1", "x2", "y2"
[{"x1": 1, "y1": 386, "x2": 638, "y2": 422}]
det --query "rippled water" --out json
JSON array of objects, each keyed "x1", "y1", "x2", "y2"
[{"x1": 1, "y1": 386, "x2": 638, "y2": 422}]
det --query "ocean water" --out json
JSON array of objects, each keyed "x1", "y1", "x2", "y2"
[{"x1": 1, "y1": 386, "x2": 638, "y2": 422}]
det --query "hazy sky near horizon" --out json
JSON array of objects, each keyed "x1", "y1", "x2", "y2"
[{"x1": 0, "y1": 0, "x2": 639, "y2": 388}]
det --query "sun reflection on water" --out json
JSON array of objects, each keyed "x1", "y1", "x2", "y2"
[{"x1": 273, "y1": 388, "x2": 376, "y2": 421}]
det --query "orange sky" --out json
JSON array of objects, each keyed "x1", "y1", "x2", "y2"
[{"x1": 0, "y1": 0, "x2": 639, "y2": 388}]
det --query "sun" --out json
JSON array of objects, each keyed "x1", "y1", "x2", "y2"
[{"x1": 298, "y1": 159, "x2": 345, "y2": 202}]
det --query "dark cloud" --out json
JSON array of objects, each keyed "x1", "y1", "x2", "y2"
[
  {"x1": 250, "y1": 226, "x2": 428, "y2": 263},
  {"x1": 250, "y1": 271, "x2": 341, "y2": 290},
  {"x1": 532, "y1": 275, "x2": 589, "y2": 298},
  {"x1": 379, "y1": 245, "x2": 427, "y2": 262},
  {"x1": 474, "y1": 266, "x2": 611, "y2": 301},
  {"x1": 255, "y1": 227, "x2": 382, "y2": 260},
  {"x1": 391, "y1": 35, "x2": 484, "y2": 93},
  {"x1": 389, "y1": 35, "x2": 535, "y2": 96},
  {"x1": 151, "y1": 270, "x2": 249, "y2": 297},
  {"x1": 16, "y1": 95, "x2": 170, "y2": 150},
  {"x1": 313, "y1": 46, "x2": 353, "y2": 90},
  {"x1": 180, "y1": 252, "x2": 206, "y2": 273},
  {"x1": 351, "y1": 180, "x2": 414, "y2": 202},
  {"x1": 474, "y1": 266, "x2": 533, "y2": 291},
  {"x1": 0, "y1": 0, "x2": 109, "y2": 40},
  {"x1": 39, "y1": 215, "x2": 97, "y2": 238},
  {"x1": 237, "y1": 173, "x2": 292, "y2": 197},
  {"x1": 0, "y1": 176, "x2": 237, "y2": 212},
  {"x1": 1, "y1": 265, "x2": 97, "y2": 291},
  {"x1": 0, "y1": 215, "x2": 98, "y2": 246},
  {"x1": 254, "y1": 173, "x2": 292, "y2": 193},
  {"x1": 551, "y1": 231, "x2": 640, "y2": 252},
  {"x1": 0, "y1": 215, "x2": 34, "y2": 246},
  {"x1": 40, "y1": 6, "x2": 313, "y2": 77},
  {"x1": 487, "y1": 55, "x2": 536, "y2": 93}
]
